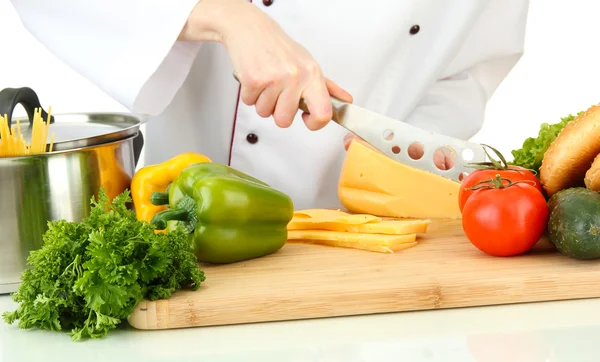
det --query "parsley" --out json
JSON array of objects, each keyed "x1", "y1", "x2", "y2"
[{"x1": 2, "y1": 188, "x2": 205, "y2": 341}]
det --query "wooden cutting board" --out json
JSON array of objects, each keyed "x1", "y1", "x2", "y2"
[{"x1": 127, "y1": 219, "x2": 600, "y2": 330}]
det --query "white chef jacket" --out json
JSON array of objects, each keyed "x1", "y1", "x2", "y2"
[{"x1": 11, "y1": 0, "x2": 529, "y2": 210}]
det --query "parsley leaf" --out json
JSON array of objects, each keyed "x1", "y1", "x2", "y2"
[{"x1": 2, "y1": 188, "x2": 205, "y2": 341}]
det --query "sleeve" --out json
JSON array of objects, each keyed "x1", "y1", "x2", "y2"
[
  {"x1": 404, "y1": 0, "x2": 530, "y2": 140},
  {"x1": 10, "y1": 0, "x2": 203, "y2": 116}
]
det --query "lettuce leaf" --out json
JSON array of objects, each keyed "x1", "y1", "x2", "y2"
[{"x1": 511, "y1": 112, "x2": 582, "y2": 174}]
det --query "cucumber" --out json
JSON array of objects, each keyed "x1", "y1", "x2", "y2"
[{"x1": 547, "y1": 187, "x2": 600, "y2": 260}]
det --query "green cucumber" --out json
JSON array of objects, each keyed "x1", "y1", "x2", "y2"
[{"x1": 547, "y1": 187, "x2": 600, "y2": 260}]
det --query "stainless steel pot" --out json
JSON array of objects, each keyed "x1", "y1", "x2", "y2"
[{"x1": 0, "y1": 87, "x2": 144, "y2": 294}]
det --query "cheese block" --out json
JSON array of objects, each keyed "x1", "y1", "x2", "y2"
[
  {"x1": 287, "y1": 230, "x2": 417, "y2": 253},
  {"x1": 338, "y1": 140, "x2": 462, "y2": 219},
  {"x1": 288, "y1": 209, "x2": 431, "y2": 235}
]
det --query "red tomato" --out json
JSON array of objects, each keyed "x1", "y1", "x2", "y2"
[
  {"x1": 461, "y1": 178, "x2": 548, "y2": 257},
  {"x1": 459, "y1": 167, "x2": 542, "y2": 212}
]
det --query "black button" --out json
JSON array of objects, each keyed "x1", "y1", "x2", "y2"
[
  {"x1": 409, "y1": 25, "x2": 420, "y2": 35},
  {"x1": 263, "y1": 0, "x2": 273, "y2": 6},
  {"x1": 246, "y1": 133, "x2": 258, "y2": 144}
]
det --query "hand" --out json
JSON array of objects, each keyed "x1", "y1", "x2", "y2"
[
  {"x1": 180, "y1": 0, "x2": 353, "y2": 130},
  {"x1": 343, "y1": 133, "x2": 456, "y2": 170}
]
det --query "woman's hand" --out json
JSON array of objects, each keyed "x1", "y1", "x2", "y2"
[
  {"x1": 343, "y1": 133, "x2": 456, "y2": 170},
  {"x1": 180, "y1": 0, "x2": 353, "y2": 130}
]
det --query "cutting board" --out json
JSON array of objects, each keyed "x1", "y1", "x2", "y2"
[{"x1": 127, "y1": 219, "x2": 600, "y2": 330}]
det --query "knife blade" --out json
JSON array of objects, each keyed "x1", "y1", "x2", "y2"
[
  {"x1": 298, "y1": 97, "x2": 487, "y2": 183},
  {"x1": 232, "y1": 74, "x2": 487, "y2": 182}
]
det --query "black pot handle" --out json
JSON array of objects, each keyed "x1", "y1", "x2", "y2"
[
  {"x1": 0, "y1": 87, "x2": 55, "y2": 128},
  {"x1": 133, "y1": 130, "x2": 144, "y2": 167}
]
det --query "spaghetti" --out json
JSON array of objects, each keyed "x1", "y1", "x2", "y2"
[{"x1": 0, "y1": 107, "x2": 55, "y2": 157}]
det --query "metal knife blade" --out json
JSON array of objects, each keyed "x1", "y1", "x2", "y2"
[{"x1": 298, "y1": 97, "x2": 487, "y2": 183}]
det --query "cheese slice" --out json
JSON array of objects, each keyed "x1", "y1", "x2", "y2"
[
  {"x1": 288, "y1": 217, "x2": 430, "y2": 235},
  {"x1": 290, "y1": 240, "x2": 417, "y2": 254},
  {"x1": 287, "y1": 230, "x2": 417, "y2": 253},
  {"x1": 338, "y1": 140, "x2": 462, "y2": 219},
  {"x1": 292, "y1": 208, "x2": 381, "y2": 224},
  {"x1": 288, "y1": 208, "x2": 431, "y2": 234}
]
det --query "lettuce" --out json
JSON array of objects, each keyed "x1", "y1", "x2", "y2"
[{"x1": 510, "y1": 112, "x2": 582, "y2": 174}]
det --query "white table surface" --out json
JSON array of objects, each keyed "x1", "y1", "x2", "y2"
[{"x1": 1, "y1": 295, "x2": 600, "y2": 362}]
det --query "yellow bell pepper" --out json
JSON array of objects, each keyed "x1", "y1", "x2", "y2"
[{"x1": 131, "y1": 152, "x2": 211, "y2": 224}]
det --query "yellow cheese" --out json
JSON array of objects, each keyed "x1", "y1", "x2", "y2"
[
  {"x1": 288, "y1": 217, "x2": 430, "y2": 235},
  {"x1": 291, "y1": 240, "x2": 417, "y2": 254},
  {"x1": 288, "y1": 208, "x2": 431, "y2": 234},
  {"x1": 287, "y1": 230, "x2": 417, "y2": 253},
  {"x1": 292, "y1": 209, "x2": 381, "y2": 224},
  {"x1": 338, "y1": 140, "x2": 462, "y2": 219}
]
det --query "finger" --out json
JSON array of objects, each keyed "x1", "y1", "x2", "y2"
[
  {"x1": 408, "y1": 143, "x2": 424, "y2": 160},
  {"x1": 301, "y1": 80, "x2": 333, "y2": 131},
  {"x1": 445, "y1": 152, "x2": 457, "y2": 169},
  {"x1": 343, "y1": 133, "x2": 356, "y2": 150},
  {"x1": 240, "y1": 83, "x2": 264, "y2": 106},
  {"x1": 254, "y1": 86, "x2": 281, "y2": 118},
  {"x1": 433, "y1": 149, "x2": 447, "y2": 170},
  {"x1": 273, "y1": 86, "x2": 303, "y2": 128},
  {"x1": 343, "y1": 132, "x2": 356, "y2": 143},
  {"x1": 326, "y1": 78, "x2": 353, "y2": 103}
]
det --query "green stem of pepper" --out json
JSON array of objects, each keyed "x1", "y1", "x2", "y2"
[
  {"x1": 151, "y1": 192, "x2": 169, "y2": 206},
  {"x1": 151, "y1": 208, "x2": 189, "y2": 230}
]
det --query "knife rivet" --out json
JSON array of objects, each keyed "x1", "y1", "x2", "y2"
[
  {"x1": 410, "y1": 25, "x2": 420, "y2": 35},
  {"x1": 263, "y1": 0, "x2": 273, "y2": 6}
]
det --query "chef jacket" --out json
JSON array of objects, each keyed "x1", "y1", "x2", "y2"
[{"x1": 11, "y1": 0, "x2": 529, "y2": 210}]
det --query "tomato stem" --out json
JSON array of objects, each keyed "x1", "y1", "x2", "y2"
[
  {"x1": 466, "y1": 174, "x2": 537, "y2": 191},
  {"x1": 465, "y1": 144, "x2": 538, "y2": 175}
]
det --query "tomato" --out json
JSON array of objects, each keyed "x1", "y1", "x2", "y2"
[
  {"x1": 461, "y1": 176, "x2": 548, "y2": 257},
  {"x1": 459, "y1": 167, "x2": 543, "y2": 212}
]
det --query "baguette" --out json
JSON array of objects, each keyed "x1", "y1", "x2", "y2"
[
  {"x1": 540, "y1": 104, "x2": 600, "y2": 197},
  {"x1": 585, "y1": 153, "x2": 600, "y2": 191}
]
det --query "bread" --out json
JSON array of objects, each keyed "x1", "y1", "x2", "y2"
[
  {"x1": 540, "y1": 104, "x2": 600, "y2": 197},
  {"x1": 585, "y1": 153, "x2": 600, "y2": 191}
]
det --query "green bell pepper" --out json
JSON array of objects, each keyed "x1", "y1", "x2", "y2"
[{"x1": 150, "y1": 163, "x2": 294, "y2": 264}]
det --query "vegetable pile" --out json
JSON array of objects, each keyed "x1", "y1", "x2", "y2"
[
  {"x1": 459, "y1": 104, "x2": 600, "y2": 260},
  {"x1": 2, "y1": 189, "x2": 205, "y2": 341}
]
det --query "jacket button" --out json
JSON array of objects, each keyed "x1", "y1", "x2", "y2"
[
  {"x1": 409, "y1": 25, "x2": 420, "y2": 35},
  {"x1": 246, "y1": 133, "x2": 258, "y2": 144},
  {"x1": 263, "y1": 0, "x2": 273, "y2": 6}
]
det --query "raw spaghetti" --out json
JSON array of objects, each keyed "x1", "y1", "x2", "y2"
[{"x1": 0, "y1": 107, "x2": 55, "y2": 157}]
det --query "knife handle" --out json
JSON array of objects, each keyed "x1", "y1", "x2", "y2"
[{"x1": 233, "y1": 73, "x2": 344, "y2": 122}]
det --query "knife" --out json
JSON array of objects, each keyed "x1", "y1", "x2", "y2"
[{"x1": 232, "y1": 74, "x2": 487, "y2": 183}]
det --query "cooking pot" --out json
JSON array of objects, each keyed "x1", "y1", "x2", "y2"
[{"x1": 0, "y1": 87, "x2": 145, "y2": 294}]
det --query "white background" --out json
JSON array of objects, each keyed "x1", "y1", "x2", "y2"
[{"x1": 0, "y1": 0, "x2": 599, "y2": 161}]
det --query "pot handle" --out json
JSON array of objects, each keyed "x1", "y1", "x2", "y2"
[
  {"x1": 0, "y1": 87, "x2": 55, "y2": 128},
  {"x1": 133, "y1": 130, "x2": 144, "y2": 167}
]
